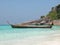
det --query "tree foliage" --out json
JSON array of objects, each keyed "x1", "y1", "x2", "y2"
[
  {"x1": 47, "y1": 4, "x2": 60, "y2": 20},
  {"x1": 56, "y1": 4, "x2": 60, "y2": 19}
]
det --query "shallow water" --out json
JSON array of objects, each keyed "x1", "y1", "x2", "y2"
[{"x1": 0, "y1": 25, "x2": 60, "y2": 45}]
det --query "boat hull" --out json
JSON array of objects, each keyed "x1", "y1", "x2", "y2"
[{"x1": 11, "y1": 25, "x2": 52, "y2": 28}]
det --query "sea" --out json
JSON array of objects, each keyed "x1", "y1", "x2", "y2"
[{"x1": 0, "y1": 25, "x2": 60, "y2": 45}]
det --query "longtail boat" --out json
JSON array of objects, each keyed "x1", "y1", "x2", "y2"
[
  {"x1": 7, "y1": 20, "x2": 53, "y2": 28},
  {"x1": 10, "y1": 21, "x2": 53, "y2": 28},
  {"x1": 10, "y1": 24, "x2": 52, "y2": 28}
]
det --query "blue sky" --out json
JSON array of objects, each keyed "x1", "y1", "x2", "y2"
[{"x1": 0, "y1": 0, "x2": 60, "y2": 24}]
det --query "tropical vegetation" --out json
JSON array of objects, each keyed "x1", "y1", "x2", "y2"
[{"x1": 47, "y1": 4, "x2": 60, "y2": 20}]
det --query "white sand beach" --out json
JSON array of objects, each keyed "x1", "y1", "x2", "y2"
[{"x1": 0, "y1": 32, "x2": 60, "y2": 45}]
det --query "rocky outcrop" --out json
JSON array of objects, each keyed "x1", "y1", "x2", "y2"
[{"x1": 53, "y1": 20, "x2": 60, "y2": 25}]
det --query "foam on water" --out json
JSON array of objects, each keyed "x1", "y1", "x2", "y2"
[{"x1": 0, "y1": 25, "x2": 60, "y2": 45}]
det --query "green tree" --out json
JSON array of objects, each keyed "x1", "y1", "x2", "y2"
[
  {"x1": 47, "y1": 9, "x2": 57, "y2": 20},
  {"x1": 40, "y1": 16, "x2": 45, "y2": 19},
  {"x1": 56, "y1": 4, "x2": 60, "y2": 19}
]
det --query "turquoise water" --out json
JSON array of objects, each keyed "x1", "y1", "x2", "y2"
[{"x1": 0, "y1": 25, "x2": 60, "y2": 45}]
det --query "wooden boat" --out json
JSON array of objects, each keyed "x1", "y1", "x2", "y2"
[
  {"x1": 7, "y1": 20, "x2": 53, "y2": 28},
  {"x1": 10, "y1": 24, "x2": 53, "y2": 28}
]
